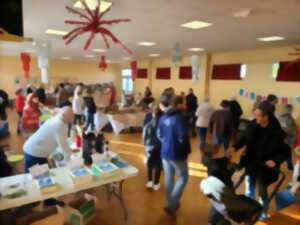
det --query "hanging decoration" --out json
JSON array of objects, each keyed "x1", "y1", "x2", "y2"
[
  {"x1": 191, "y1": 55, "x2": 200, "y2": 82},
  {"x1": 20, "y1": 52, "x2": 31, "y2": 80},
  {"x1": 171, "y1": 43, "x2": 182, "y2": 66},
  {"x1": 64, "y1": 0, "x2": 132, "y2": 54},
  {"x1": 34, "y1": 39, "x2": 51, "y2": 83},
  {"x1": 98, "y1": 55, "x2": 107, "y2": 71},
  {"x1": 238, "y1": 88, "x2": 300, "y2": 105},
  {"x1": 130, "y1": 61, "x2": 137, "y2": 81},
  {"x1": 38, "y1": 56, "x2": 49, "y2": 84}
]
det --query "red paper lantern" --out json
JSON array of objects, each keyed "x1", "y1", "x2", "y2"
[
  {"x1": 20, "y1": 52, "x2": 31, "y2": 80},
  {"x1": 98, "y1": 55, "x2": 107, "y2": 71},
  {"x1": 130, "y1": 61, "x2": 137, "y2": 81}
]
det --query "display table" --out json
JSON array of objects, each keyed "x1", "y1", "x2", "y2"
[
  {"x1": 108, "y1": 112, "x2": 145, "y2": 134},
  {"x1": 0, "y1": 164, "x2": 138, "y2": 220}
]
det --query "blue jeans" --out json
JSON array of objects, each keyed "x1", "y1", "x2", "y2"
[
  {"x1": 198, "y1": 127, "x2": 207, "y2": 147},
  {"x1": 275, "y1": 189, "x2": 298, "y2": 210},
  {"x1": 213, "y1": 136, "x2": 230, "y2": 152},
  {"x1": 85, "y1": 113, "x2": 95, "y2": 131},
  {"x1": 24, "y1": 153, "x2": 48, "y2": 173},
  {"x1": 162, "y1": 159, "x2": 189, "y2": 210},
  {"x1": 245, "y1": 175, "x2": 269, "y2": 219}
]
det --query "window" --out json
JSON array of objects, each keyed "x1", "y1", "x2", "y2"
[
  {"x1": 240, "y1": 64, "x2": 247, "y2": 79},
  {"x1": 272, "y1": 63, "x2": 279, "y2": 80},
  {"x1": 122, "y1": 69, "x2": 133, "y2": 93}
]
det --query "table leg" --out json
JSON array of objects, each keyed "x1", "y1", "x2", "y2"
[{"x1": 106, "y1": 180, "x2": 128, "y2": 220}]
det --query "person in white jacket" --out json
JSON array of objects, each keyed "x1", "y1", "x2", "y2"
[
  {"x1": 195, "y1": 97, "x2": 214, "y2": 148},
  {"x1": 72, "y1": 86, "x2": 85, "y2": 125}
]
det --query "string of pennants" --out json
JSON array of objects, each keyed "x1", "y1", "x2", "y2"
[{"x1": 239, "y1": 88, "x2": 300, "y2": 105}]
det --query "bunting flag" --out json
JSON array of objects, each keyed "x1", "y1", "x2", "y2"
[
  {"x1": 250, "y1": 92, "x2": 256, "y2": 100},
  {"x1": 237, "y1": 88, "x2": 300, "y2": 104},
  {"x1": 239, "y1": 88, "x2": 245, "y2": 96}
]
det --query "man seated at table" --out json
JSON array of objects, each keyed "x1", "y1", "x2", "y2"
[{"x1": 23, "y1": 106, "x2": 75, "y2": 172}]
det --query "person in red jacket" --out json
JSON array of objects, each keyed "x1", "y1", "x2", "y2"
[
  {"x1": 15, "y1": 89, "x2": 25, "y2": 134},
  {"x1": 22, "y1": 93, "x2": 40, "y2": 133}
]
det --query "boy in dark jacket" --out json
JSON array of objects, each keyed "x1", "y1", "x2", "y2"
[
  {"x1": 232, "y1": 101, "x2": 290, "y2": 219},
  {"x1": 186, "y1": 88, "x2": 198, "y2": 137},
  {"x1": 209, "y1": 100, "x2": 234, "y2": 156},
  {"x1": 83, "y1": 89, "x2": 96, "y2": 131},
  {"x1": 143, "y1": 105, "x2": 162, "y2": 191},
  {"x1": 157, "y1": 91, "x2": 191, "y2": 215}
]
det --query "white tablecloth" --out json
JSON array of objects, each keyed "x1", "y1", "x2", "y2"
[
  {"x1": 108, "y1": 112, "x2": 145, "y2": 134},
  {"x1": 0, "y1": 165, "x2": 138, "y2": 211}
]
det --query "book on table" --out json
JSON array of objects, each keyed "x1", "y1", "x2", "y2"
[
  {"x1": 36, "y1": 174, "x2": 59, "y2": 195},
  {"x1": 29, "y1": 164, "x2": 59, "y2": 195},
  {"x1": 110, "y1": 156, "x2": 129, "y2": 169},
  {"x1": 91, "y1": 160, "x2": 119, "y2": 177},
  {"x1": 69, "y1": 167, "x2": 94, "y2": 186}
]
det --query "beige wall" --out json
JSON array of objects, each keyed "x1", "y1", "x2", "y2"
[
  {"x1": 1, "y1": 44, "x2": 300, "y2": 116},
  {"x1": 0, "y1": 56, "x2": 121, "y2": 99},
  {"x1": 122, "y1": 55, "x2": 208, "y2": 101},
  {"x1": 127, "y1": 45, "x2": 300, "y2": 118},
  {"x1": 209, "y1": 45, "x2": 300, "y2": 117}
]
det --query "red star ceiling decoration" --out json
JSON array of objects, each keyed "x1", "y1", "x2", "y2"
[{"x1": 64, "y1": 0, "x2": 132, "y2": 54}]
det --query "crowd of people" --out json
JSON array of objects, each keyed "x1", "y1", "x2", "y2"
[
  {"x1": 142, "y1": 88, "x2": 300, "y2": 223},
  {"x1": 0, "y1": 83, "x2": 300, "y2": 224}
]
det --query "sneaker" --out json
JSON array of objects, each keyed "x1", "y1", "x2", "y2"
[
  {"x1": 153, "y1": 184, "x2": 160, "y2": 191},
  {"x1": 146, "y1": 181, "x2": 153, "y2": 189}
]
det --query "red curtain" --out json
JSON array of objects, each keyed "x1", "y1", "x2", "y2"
[
  {"x1": 212, "y1": 64, "x2": 241, "y2": 80},
  {"x1": 156, "y1": 67, "x2": 171, "y2": 79},
  {"x1": 276, "y1": 61, "x2": 300, "y2": 82},
  {"x1": 137, "y1": 68, "x2": 148, "y2": 79},
  {"x1": 179, "y1": 66, "x2": 192, "y2": 79}
]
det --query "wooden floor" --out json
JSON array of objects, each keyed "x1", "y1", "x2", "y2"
[{"x1": 0, "y1": 109, "x2": 296, "y2": 225}]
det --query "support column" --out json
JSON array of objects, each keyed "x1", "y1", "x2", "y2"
[{"x1": 204, "y1": 53, "x2": 212, "y2": 97}]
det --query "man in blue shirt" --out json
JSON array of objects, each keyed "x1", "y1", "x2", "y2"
[{"x1": 157, "y1": 91, "x2": 191, "y2": 216}]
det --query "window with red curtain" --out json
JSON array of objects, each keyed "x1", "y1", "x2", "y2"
[
  {"x1": 276, "y1": 61, "x2": 300, "y2": 82},
  {"x1": 179, "y1": 66, "x2": 192, "y2": 79},
  {"x1": 212, "y1": 64, "x2": 242, "y2": 80},
  {"x1": 137, "y1": 68, "x2": 148, "y2": 79},
  {"x1": 156, "y1": 67, "x2": 171, "y2": 79}
]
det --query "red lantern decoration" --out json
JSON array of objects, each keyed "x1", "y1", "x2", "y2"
[
  {"x1": 98, "y1": 55, "x2": 107, "y2": 71},
  {"x1": 130, "y1": 61, "x2": 137, "y2": 81},
  {"x1": 20, "y1": 52, "x2": 31, "y2": 80}
]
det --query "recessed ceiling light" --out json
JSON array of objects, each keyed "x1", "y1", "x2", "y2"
[
  {"x1": 188, "y1": 48, "x2": 204, "y2": 52},
  {"x1": 24, "y1": 49, "x2": 35, "y2": 53},
  {"x1": 92, "y1": 48, "x2": 107, "y2": 52},
  {"x1": 137, "y1": 42, "x2": 156, "y2": 46},
  {"x1": 148, "y1": 54, "x2": 160, "y2": 57},
  {"x1": 61, "y1": 56, "x2": 72, "y2": 60},
  {"x1": 85, "y1": 54, "x2": 96, "y2": 58},
  {"x1": 181, "y1": 20, "x2": 213, "y2": 30},
  {"x1": 45, "y1": 29, "x2": 68, "y2": 36},
  {"x1": 257, "y1": 36, "x2": 285, "y2": 42},
  {"x1": 234, "y1": 9, "x2": 252, "y2": 18},
  {"x1": 74, "y1": 0, "x2": 112, "y2": 12},
  {"x1": 123, "y1": 57, "x2": 131, "y2": 61}
]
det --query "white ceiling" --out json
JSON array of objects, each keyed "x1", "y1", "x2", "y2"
[{"x1": 0, "y1": 0, "x2": 300, "y2": 62}]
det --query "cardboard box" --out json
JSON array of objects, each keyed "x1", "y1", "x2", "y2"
[{"x1": 58, "y1": 194, "x2": 97, "y2": 225}]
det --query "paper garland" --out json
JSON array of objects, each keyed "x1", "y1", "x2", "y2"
[{"x1": 239, "y1": 88, "x2": 300, "y2": 104}]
